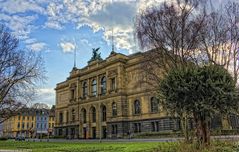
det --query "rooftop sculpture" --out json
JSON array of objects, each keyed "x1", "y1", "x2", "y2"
[{"x1": 88, "y1": 47, "x2": 102, "y2": 63}]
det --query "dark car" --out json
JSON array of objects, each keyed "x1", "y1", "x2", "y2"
[{"x1": 15, "y1": 136, "x2": 25, "y2": 141}]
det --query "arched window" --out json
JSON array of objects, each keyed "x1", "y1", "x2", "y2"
[
  {"x1": 72, "y1": 109, "x2": 75, "y2": 121},
  {"x1": 82, "y1": 109, "x2": 86, "y2": 123},
  {"x1": 91, "y1": 79, "x2": 97, "y2": 96},
  {"x1": 101, "y1": 76, "x2": 107, "y2": 95},
  {"x1": 151, "y1": 97, "x2": 159, "y2": 113},
  {"x1": 112, "y1": 102, "x2": 117, "y2": 116},
  {"x1": 91, "y1": 107, "x2": 96, "y2": 122},
  {"x1": 102, "y1": 105, "x2": 106, "y2": 121},
  {"x1": 82, "y1": 81, "x2": 88, "y2": 97},
  {"x1": 134, "y1": 100, "x2": 141, "y2": 114}
]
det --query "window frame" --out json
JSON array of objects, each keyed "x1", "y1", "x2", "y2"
[
  {"x1": 82, "y1": 81, "x2": 88, "y2": 97},
  {"x1": 134, "y1": 100, "x2": 141, "y2": 115},
  {"x1": 102, "y1": 106, "x2": 107, "y2": 122},
  {"x1": 101, "y1": 76, "x2": 107, "y2": 95},
  {"x1": 150, "y1": 97, "x2": 159, "y2": 113},
  {"x1": 91, "y1": 79, "x2": 97, "y2": 96},
  {"x1": 112, "y1": 102, "x2": 117, "y2": 117}
]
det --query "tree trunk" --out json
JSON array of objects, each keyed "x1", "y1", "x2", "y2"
[
  {"x1": 201, "y1": 117, "x2": 210, "y2": 146},
  {"x1": 185, "y1": 117, "x2": 189, "y2": 142},
  {"x1": 193, "y1": 112, "x2": 210, "y2": 148}
]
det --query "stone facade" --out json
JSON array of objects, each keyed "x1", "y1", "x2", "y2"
[{"x1": 55, "y1": 52, "x2": 182, "y2": 139}]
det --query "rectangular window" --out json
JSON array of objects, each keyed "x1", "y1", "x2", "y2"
[
  {"x1": 32, "y1": 116, "x2": 34, "y2": 120},
  {"x1": 27, "y1": 116, "x2": 29, "y2": 120},
  {"x1": 17, "y1": 122, "x2": 20, "y2": 129},
  {"x1": 151, "y1": 122, "x2": 159, "y2": 132},
  {"x1": 111, "y1": 124, "x2": 118, "y2": 134},
  {"x1": 59, "y1": 113, "x2": 63, "y2": 123},
  {"x1": 18, "y1": 116, "x2": 20, "y2": 121},
  {"x1": 71, "y1": 89, "x2": 75, "y2": 100},
  {"x1": 133, "y1": 123, "x2": 141, "y2": 133},
  {"x1": 52, "y1": 123, "x2": 54, "y2": 127},
  {"x1": 22, "y1": 123, "x2": 25, "y2": 129},
  {"x1": 111, "y1": 78, "x2": 116, "y2": 91},
  {"x1": 49, "y1": 123, "x2": 51, "y2": 128},
  {"x1": 23, "y1": 116, "x2": 25, "y2": 120},
  {"x1": 163, "y1": 119, "x2": 170, "y2": 130},
  {"x1": 156, "y1": 121, "x2": 159, "y2": 131},
  {"x1": 59, "y1": 129, "x2": 62, "y2": 136},
  {"x1": 151, "y1": 122, "x2": 155, "y2": 132},
  {"x1": 91, "y1": 80, "x2": 97, "y2": 96},
  {"x1": 82, "y1": 81, "x2": 88, "y2": 98}
]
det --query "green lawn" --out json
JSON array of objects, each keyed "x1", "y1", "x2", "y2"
[{"x1": 0, "y1": 140, "x2": 238, "y2": 152}]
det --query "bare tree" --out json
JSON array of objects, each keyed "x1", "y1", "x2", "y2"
[
  {"x1": 199, "y1": 2, "x2": 239, "y2": 84},
  {"x1": 135, "y1": 0, "x2": 239, "y2": 145},
  {"x1": 0, "y1": 25, "x2": 45, "y2": 123},
  {"x1": 135, "y1": 0, "x2": 207, "y2": 142}
]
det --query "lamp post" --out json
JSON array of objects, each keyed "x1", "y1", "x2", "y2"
[
  {"x1": 99, "y1": 105, "x2": 102, "y2": 143},
  {"x1": 40, "y1": 111, "x2": 44, "y2": 142}
]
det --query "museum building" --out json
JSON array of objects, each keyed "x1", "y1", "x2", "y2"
[{"x1": 55, "y1": 50, "x2": 227, "y2": 139}]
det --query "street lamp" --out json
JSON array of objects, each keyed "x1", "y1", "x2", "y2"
[
  {"x1": 99, "y1": 105, "x2": 102, "y2": 143},
  {"x1": 40, "y1": 110, "x2": 44, "y2": 142}
]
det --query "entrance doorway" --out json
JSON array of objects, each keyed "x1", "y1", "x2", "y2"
[
  {"x1": 102, "y1": 126, "x2": 107, "y2": 139},
  {"x1": 71, "y1": 128, "x2": 75, "y2": 139},
  {"x1": 92, "y1": 127, "x2": 96, "y2": 139},
  {"x1": 83, "y1": 127, "x2": 87, "y2": 139}
]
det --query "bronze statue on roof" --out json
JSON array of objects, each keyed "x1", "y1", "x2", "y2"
[{"x1": 88, "y1": 47, "x2": 102, "y2": 63}]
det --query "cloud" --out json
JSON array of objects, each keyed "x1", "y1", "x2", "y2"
[
  {"x1": 44, "y1": 21, "x2": 63, "y2": 30},
  {"x1": 35, "y1": 88, "x2": 55, "y2": 106},
  {"x1": 43, "y1": 0, "x2": 139, "y2": 53},
  {"x1": 0, "y1": 0, "x2": 151, "y2": 53},
  {"x1": 27, "y1": 42, "x2": 47, "y2": 51},
  {"x1": 0, "y1": 0, "x2": 45, "y2": 14},
  {"x1": 80, "y1": 39, "x2": 92, "y2": 47},
  {"x1": 60, "y1": 42, "x2": 76, "y2": 53},
  {"x1": 24, "y1": 38, "x2": 38, "y2": 44},
  {"x1": 0, "y1": 13, "x2": 38, "y2": 40}
]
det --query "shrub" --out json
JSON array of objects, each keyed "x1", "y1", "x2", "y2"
[{"x1": 0, "y1": 137, "x2": 8, "y2": 141}]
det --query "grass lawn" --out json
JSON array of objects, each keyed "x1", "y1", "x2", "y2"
[{"x1": 0, "y1": 140, "x2": 238, "y2": 152}]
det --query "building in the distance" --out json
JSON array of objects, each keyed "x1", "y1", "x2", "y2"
[
  {"x1": 35, "y1": 109, "x2": 49, "y2": 138},
  {"x1": 48, "y1": 106, "x2": 55, "y2": 136},
  {"x1": 2, "y1": 105, "x2": 55, "y2": 138},
  {"x1": 3, "y1": 108, "x2": 36, "y2": 138}
]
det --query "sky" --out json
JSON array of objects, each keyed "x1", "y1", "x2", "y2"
[{"x1": 0, "y1": 0, "x2": 231, "y2": 106}]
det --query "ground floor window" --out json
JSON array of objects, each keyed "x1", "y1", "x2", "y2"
[
  {"x1": 133, "y1": 123, "x2": 141, "y2": 133},
  {"x1": 111, "y1": 125, "x2": 118, "y2": 134},
  {"x1": 59, "y1": 129, "x2": 62, "y2": 136},
  {"x1": 162, "y1": 119, "x2": 175, "y2": 130},
  {"x1": 151, "y1": 121, "x2": 159, "y2": 132}
]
